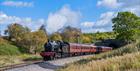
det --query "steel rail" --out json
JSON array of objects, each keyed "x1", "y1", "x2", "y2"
[{"x1": 0, "y1": 60, "x2": 42, "y2": 71}]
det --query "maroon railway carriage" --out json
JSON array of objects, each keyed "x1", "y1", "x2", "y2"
[
  {"x1": 69, "y1": 43, "x2": 96, "y2": 55},
  {"x1": 40, "y1": 41, "x2": 112, "y2": 60}
]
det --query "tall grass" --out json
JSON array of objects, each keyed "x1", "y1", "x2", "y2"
[
  {"x1": 0, "y1": 55, "x2": 23, "y2": 67},
  {"x1": 59, "y1": 41, "x2": 140, "y2": 71},
  {"x1": 0, "y1": 54, "x2": 42, "y2": 67},
  {"x1": 59, "y1": 52, "x2": 140, "y2": 71}
]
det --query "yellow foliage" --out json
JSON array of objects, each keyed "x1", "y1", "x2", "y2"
[
  {"x1": 50, "y1": 32, "x2": 62, "y2": 41},
  {"x1": 81, "y1": 35, "x2": 92, "y2": 43}
]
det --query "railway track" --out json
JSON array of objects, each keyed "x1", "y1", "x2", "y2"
[
  {"x1": 0, "y1": 60, "x2": 43, "y2": 71},
  {"x1": 0, "y1": 54, "x2": 93, "y2": 71}
]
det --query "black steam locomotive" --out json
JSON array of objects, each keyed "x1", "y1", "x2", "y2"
[{"x1": 40, "y1": 40, "x2": 112, "y2": 61}]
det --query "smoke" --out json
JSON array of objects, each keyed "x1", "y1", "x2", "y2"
[{"x1": 46, "y1": 5, "x2": 81, "y2": 33}]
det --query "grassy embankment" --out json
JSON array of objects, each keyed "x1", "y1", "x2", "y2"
[
  {"x1": 0, "y1": 38, "x2": 42, "y2": 67},
  {"x1": 59, "y1": 41, "x2": 140, "y2": 71}
]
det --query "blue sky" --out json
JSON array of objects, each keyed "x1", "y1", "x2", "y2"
[
  {"x1": 0, "y1": 0, "x2": 103, "y2": 20},
  {"x1": 0, "y1": 0, "x2": 140, "y2": 35}
]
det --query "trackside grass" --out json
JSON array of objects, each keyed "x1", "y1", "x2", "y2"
[
  {"x1": 58, "y1": 42, "x2": 140, "y2": 71},
  {"x1": 0, "y1": 38, "x2": 42, "y2": 67},
  {"x1": 0, "y1": 55, "x2": 23, "y2": 67},
  {"x1": 59, "y1": 52, "x2": 140, "y2": 71},
  {"x1": 0, "y1": 54, "x2": 42, "y2": 67}
]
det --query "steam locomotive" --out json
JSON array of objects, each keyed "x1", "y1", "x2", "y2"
[{"x1": 40, "y1": 40, "x2": 112, "y2": 61}]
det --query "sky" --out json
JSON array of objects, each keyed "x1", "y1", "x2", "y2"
[{"x1": 0, "y1": 0, "x2": 140, "y2": 35}]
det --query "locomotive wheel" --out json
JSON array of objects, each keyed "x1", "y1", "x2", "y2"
[
  {"x1": 53, "y1": 54, "x2": 56, "y2": 60},
  {"x1": 43, "y1": 57, "x2": 48, "y2": 61},
  {"x1": 50, "y1": 56, "x2": 54, "y2": 60},
  {"x1": 48, "y1": 56, "x2": 51, "y2": 60},
  {"x1": 43, "y1": 56, "x2": 51, "y2": 61}
]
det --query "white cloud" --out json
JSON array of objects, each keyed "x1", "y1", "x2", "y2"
[
  {"x1": 0, "y1": 11, "x2": 44, "y2": 32},
  {"x1": 97, "y1": 0, "x2": 140, "y2": 16},
  {"x1": 118, "y1": 0, "x2": 140, "y2": 7},
  {"x1": 95, "y1": 12, "x2": 115, "y2": 27},
  {"x1": 1, "y1": 1, "x2": 33, "y2": 7},
  {"x1": 82, "y1": 28, "x2": 109, "y2": 33},
  {"x1": 46, "y1": 5, "x2": 81, "y2": 33},
  {"x1": 81, "y1": 22, "x2": 94, "y2": 28},
  {"x1": 123, "y1": 5, "x2": 140, "y2": 16},
  {"x1": 97, "y1": 0, "x2": 122, "y2": 8},
  {"x1": 119, "y1": 0, "x2": 140, "y2": 16},
  {"x1": 81, "y1": 12, "x2": 115, "y2": 33}
]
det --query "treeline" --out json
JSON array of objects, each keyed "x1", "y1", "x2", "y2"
[
  {"x1": 82, "y1": 32, "x2": 116, "y2": 43},
  {"x1": 49, "y1": 27, "x2": 116, "y2": 44},
  {"x1": 1, "y1": 23, "x2": 115, "y2": 54}
]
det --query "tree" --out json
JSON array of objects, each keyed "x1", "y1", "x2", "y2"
[
  {"x1": 94, "y1": 32, "x2": 115, "y2": 41},
  {"x1": 5, "y1": 23, "x2": 30, "y2": 42},
  {"x1": 5, "y1": 23, "x2": 48, "y2": 54},
  {"x1": 60, "y1": 26, "x2": 81, "y2": 43},
  {"x1": 81, "y1": 35, "x2": 92, "y2": 43},
  {"x1": 30, "y1": 30, "x2": 48, "y2": 54},
  {"x1": 50, "y1": 32, "x2": 62, "y2": 41},
  {"x1": 13, "y1": 30, "x2": 48, "y2": 54},
  {"x1": 112, "y1": 12, "x2": 140, "y2": 43}
]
